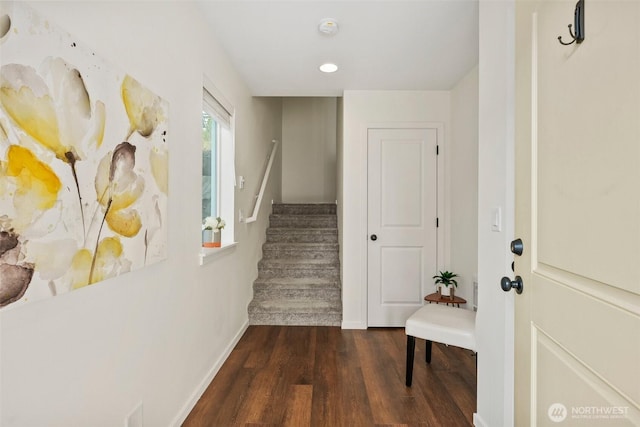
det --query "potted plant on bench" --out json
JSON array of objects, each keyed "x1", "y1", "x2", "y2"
[{"x1": 433, "y1": 270, "x2": 458, "y2": 301}]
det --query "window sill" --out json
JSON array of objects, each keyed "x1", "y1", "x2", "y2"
[{"x1": 199, "y1": 242, "x2": 238, "y2": 265}]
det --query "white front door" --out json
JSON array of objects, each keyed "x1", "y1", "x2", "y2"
[
  {"x1": 367, "y1": 128, "x2": 438, "y2": 327},
  {"x1": 514, "y1": 0, "x2": 640, "y2": 425}
]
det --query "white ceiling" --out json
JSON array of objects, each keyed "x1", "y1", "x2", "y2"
[{"x1": 198, "y1": 1, "x2": 479, "y2": 97}]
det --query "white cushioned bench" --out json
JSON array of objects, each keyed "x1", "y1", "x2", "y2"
[{"x1": 405, "y1": 303, "x2": 477, "y2": 386}]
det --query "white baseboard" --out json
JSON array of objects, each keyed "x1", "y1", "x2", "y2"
[
  {"x1": 473, "y1": 412, "x2": 488, "y2": 427},
  {"x1": 341, "y1": 320, "x2": 367, "y2": 330},
  {"x1": 171, "y1": 320, "x2": 249, "y2": 426}
]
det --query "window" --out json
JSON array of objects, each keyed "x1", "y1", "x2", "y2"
[{"x1": 202, "y1": 86, "x2": 234, "y2": 248}]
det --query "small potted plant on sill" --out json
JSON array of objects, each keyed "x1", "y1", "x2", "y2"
[
  {"x1": 202, "y1": 216, "x2": 225, "y2": 248},
  {"x1": 433, "y1": 270, "x2": 458, "y2": 300}
]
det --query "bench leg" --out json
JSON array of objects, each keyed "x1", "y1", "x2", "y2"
[
  {"x1": 425, "y1": 340, "x2": 432, "y2": 364},
  {"x1": 406, "y1": 335, "x2": 416, "y2": 387}
]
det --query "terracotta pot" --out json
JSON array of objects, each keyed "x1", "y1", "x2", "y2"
[
  {"x1": 202, "y1": 229, "x2": 222, "y2": 248},
  {"x1": 202, "y1": 229, "x2": 213, "y2": 247},
  {"x1": 212, "y1": 230, "x2": 221, "y2": 247}
]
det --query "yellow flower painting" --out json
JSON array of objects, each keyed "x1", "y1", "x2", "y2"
[{"x1": 0, "y1": 2, "x2": 168, "y2": 308}]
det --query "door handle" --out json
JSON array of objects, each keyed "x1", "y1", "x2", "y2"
[
  {"x1": 501, "y1": 276, "x2": 524, "y2": 294},
  {"x1": 370, "y1": 234, "x2": 377, "y2": 241}
]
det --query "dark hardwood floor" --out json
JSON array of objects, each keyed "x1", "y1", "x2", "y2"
[{"x1": 183, "y1": 326, "x2": 477, "y2": 427}]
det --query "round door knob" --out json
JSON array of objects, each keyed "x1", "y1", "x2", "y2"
[
  {"x1": 501, "y1": 276, "x2": 524, "y2": 294},
  {"x1": 370, "y1": 234, "x2": 377, "y2": 241}
]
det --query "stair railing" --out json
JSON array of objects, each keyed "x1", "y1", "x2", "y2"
[{"x1": 245, "y1": 139, "x2": 279, "y2": 223}]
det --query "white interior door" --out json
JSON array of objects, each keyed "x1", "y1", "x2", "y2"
[
  {"x1": 514, "y1": 0, "x2": 640, "y2": 425},
  {"x1": 367, "y1": 128, "x2": 438, "y2": 327}
]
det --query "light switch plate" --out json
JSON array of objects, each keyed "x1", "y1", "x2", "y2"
[{"x1": 491, "y1": 207, "x2": 502, "y2": 232}]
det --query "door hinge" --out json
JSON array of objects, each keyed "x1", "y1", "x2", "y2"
[
  {"x1": 436, "y1": 217, "x2": 439, "y2": 228},
  {"x1": 436, "y1": 145, "x2": 439, "y2": 155}
]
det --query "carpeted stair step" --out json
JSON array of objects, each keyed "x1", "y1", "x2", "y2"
[
  {"x1": 257, "y1": 258, "x2": 339, "y2": 279},
  {"x1": 268, "y1": 214, "x2": 337, "y2": 229},
  {"x1": 262, "y1": 242, "x2": 339, "y2": 260},
  {"x1": 266, "y1": 228, "x2": 338, "y2": 243},
  {"x1": 248, "y1": 298, "x2": 342, "y2": 326},
  {"x1": 253, "y1": 277, "x2": 341, "y2": 300},
  {"x1": 272, "y1": 203, "x2": 336, "y2": 215}
]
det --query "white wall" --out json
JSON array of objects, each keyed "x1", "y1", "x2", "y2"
[
  {"x1": 336, "y1": 97, "x2": 344, "y2": 275},
  {"x1": 282, "y1": 97, "x2": 337, "y2": 203},
  {"x1": 0, "y1": 2, "x2": 282, "y2": 426},
  {"x1": 340, "y1": 90, "x2": 451, "y2": 329},
  {"x1": 475, "y1": 0, "x2": 515, "y2": 426},
  {"x1": 450, "y1": 66, "x2": 479, "y2": 308}
]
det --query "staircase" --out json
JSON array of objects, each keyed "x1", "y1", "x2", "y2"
[{"x1": 248, "y1": 203, "x2": 342, "y2": 326}]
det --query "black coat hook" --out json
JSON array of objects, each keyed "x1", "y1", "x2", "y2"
[{"x1": 558, "y1": 0, "x2": 585, "y2": 45}]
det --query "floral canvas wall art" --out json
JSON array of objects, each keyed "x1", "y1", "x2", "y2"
[{"x1": 0, "y1": 2, "x2": 169, "y2": 309}]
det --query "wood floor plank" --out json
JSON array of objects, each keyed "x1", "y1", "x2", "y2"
[
  {"x1": 240, "y1": 328, "x2": 291, "y2": 425},
  {"x1": 411, "y1": 342, "x2": 476, "y2": 426},
  {"x1": 282, "y1": 384, "x2": 313, "y2": 427},
  {"x1": 318, "y1": 328, "x2": 375, "y2": 427},
  {"x1": 353, "y1": 329, "x2": 408, "y2": 424},
  {"x1": 242, "y1": 325, "x2": 281, "y2": 369},
  {"x1": 437, "y1": 370, "x2": 477, "y2": 422},
  {"x1": 183, "y1": 326, "x2": 476, "y2": 426},
  {"x1": 309, "y1": 327, "x2": 342, "y2": 426}
]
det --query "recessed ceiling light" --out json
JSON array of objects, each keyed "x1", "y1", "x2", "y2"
[
  {"x1": 318, "y1": 18, "x2": 339, "y2": 36},
  {"x1": 319, "y1": 63, "x2": 338, "y2": 73}
]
